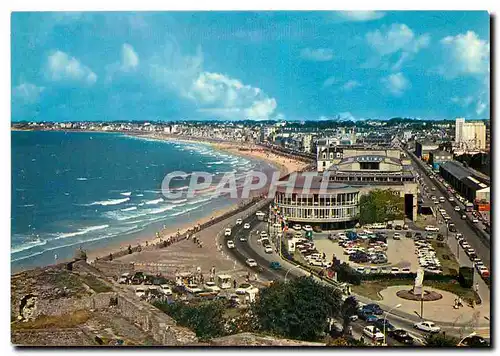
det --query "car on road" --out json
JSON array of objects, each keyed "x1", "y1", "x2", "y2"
[
  {"x1": 204, "y1": 281, "x2": 221, "y2": 293},
  {"x1": 425, "y1": 225, "x2": 439, "y2": 232},
  {"x1": 449, "y1": 197, "x2": 455, "y2": 202},
  {"x1": 389, "y1": 329, "x2": 414, "y2": 345},
  {"x1": 391, "y1": 267, "x2": 400, "y2": 274},
  {"x1": 477, "y1": 266, "x2": 490, "y2": 278},
  {"x1": 472, "y1": 218, "x2": 479, "y2": 223},
  {"x1": 118, "y1": 273, "x2": 130, "y2": 284},
  {"x1": 358, "y1": 310, "x2": 378, "y2": 323},
  {"x1": 401, "y1": 267, "x2": 411, "y2": 273},
  {"x1": 239, "y1": 235, "x2": 248, "y2": 242},
  {"x1": 264, "y1": 245, "x2": 273, "y2": 254},
  {"x1": 363, "y1": 303, "x2": 384, "y2": 315},
  {"x1": 454, "y1": 205, "x2": 461, "y2": 211},
  {"x1": 375, "y1": 319, "x2": 395, "y2": 333},
  {"x1": 302, "y1": 225, "x2": 313, "y2": 232},
  {"x1": 393, "y1": 233, "x2": 401, "y2": 240},
  {"x1": 414, "y1": 321, "x2": 440, "y2": 333},
  {"x1": 160, "y1": 284, "x2": 173, "y2": 296},
  {"x1": 224, "y1": 228, "x2": 232, "y2": 236},
  {"x1": 135, "y1": 287, "x2": 146, "y2": 298},
  {"x1": 431, "y1": 187, "x2": 436, "y2": 191},
  {"x1": 363, "y1": 326, "x2": 385, "y2": 341},
  {"x1": 246, "y1": 258, "x2": 258, "y2": 267},
  {"x1": 293, "y1": 224, "x2": 302, "y2": 231},
  {"x1": 455, "y1": 233, "x2": 463, "y2": 240},
  {"x1": 236, "y1": 218, "x2": 243, "y2": 225},
  {"x1": 269, "y1": 261, "x2": 282, "y2": 270},
  {"x1": 405, "y1": 231, "x2": 413, "y2": 238},
  {"x1": 260, "y1": 231, "x2": 268, "y2": 239},
  {"x1": 243, "y1": 223, "x2": 251, "y2": 229},
  {"x1": 226, "y1": 240, "x2": 235, "y2": 249},
  {"x1": 185, "y1": 283, "x2": 203, "y2": 294},
  {"x1": 461, "y1": 214, "x2": 467, "y2": 219}
]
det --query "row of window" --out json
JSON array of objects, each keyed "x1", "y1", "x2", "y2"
[{"x1": 277, "y1": 206, "x2": 358, "y2": 221}]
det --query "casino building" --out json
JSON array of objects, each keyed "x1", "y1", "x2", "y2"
[{"x1": 274, "y1": 148, "x2": 418, "y2": 229}]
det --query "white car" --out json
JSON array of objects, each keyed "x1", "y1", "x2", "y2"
[
  {"x1": 363, "y1": 326, "x2": 385, "y2": 341},
  {"x1": 224, "y1": 228, "x2": 232, "y2": 236},
  {"x1": 302, "y1": 225, "x2": 313, "y2": 232},
  {"x1": 185, "y1": 283, "x2": 203, "y2": 294},
  {"x1": 239, "y1": 235, "x2": 248, "y2": 242},
  {"x1": 160, "y1": 284, "x2": 173, "y2": 296},
  {"x1": 449, "y1": 197, "x2": 455, "y2": 202},
  {"x1": 244, "y1": 223, "x2": 251, "y2": 229},
  {"x1": 260, "y1": 231, "x2": 268, "y2": 238},
  {"x1": 246, "y1": 258, "x2": 258, "y2": 267},
  {"x1": 472, "y1": 218, "x2": 479, "y2": 223},
  {"x1": 455, "y1": 233, "x2": 463, "y2": 240},
  {"x1": 425, "y1": 225, "x2": 439, "y2": 232},
  {"x1": 204, "y1": 281, "x2": 221, "y2": 293},
  {"x1": 235, "y1": 283, "x2": 255, "y2": 295},
  {"x1": 226, "y1": 240, "x2": 235, "y2": 249},
  {"x1": 391, "y1": 267, "x2": 400, "y2": 274},
  {"x1": 264, "y1": 245, "x2": 273, "y2": 254},
  {"x1": 454, "y1": 206, "x2": 461, "y2": 211},
  {"x1": 236, "y1": 219, "x2": 243, "y2": 225},
  {"x1": 414, "y1": 321, "x2": 440, "y2": 333},
  {"x1": 393, "y1": 233, "x2": 401, "y2": 240},
  {"x1": 118, "y1": 273, "x2": 130, "y2": 284},
  {"x1": 293, "y1": 224, "x2": 302, "y2": 231},
  {"x1": 135, "y1": 287, "x2": 146, "y2": 298}
]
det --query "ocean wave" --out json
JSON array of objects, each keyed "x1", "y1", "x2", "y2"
[
  {"x1": 173, "y1": 185, "x2": 189, "y2": 191},
  {"x1": 169, "y1": 198, "x2": 187, "y2": 204},
  {"x1": 11, "y1": 238, "x2": 47, "y2": 254},
  {"x1": 145, "y1": 198, "x2": 163, "y2": 205},
  {"x1": 121, "y1": 206, "x2": 137, "y2": 212},
  {"x1": 207, "y1": 161, "x2": 224, "y2": 165},
  {"x1": 89, "y1": 197, "x2": 130, "y2": 206},
  {"x1": 120, "y1": 192, "x2": 132, "y2": 196},
  {"x1": 76, "y1": 177, "x2": 88, "y2": 181},
  {"x1": 18, "y1": 204, "x2": 35, "y2": 208},
  {"x1": 53, "y1": 224, "x2": 109, "y2": 240},
  {"x1": 136, "y1": 194, "x2": 144, "y2": 197}
]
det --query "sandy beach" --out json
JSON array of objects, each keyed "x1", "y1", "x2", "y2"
[{"x1": 86, "y1": 134, "x2": 308, "y2": 263}]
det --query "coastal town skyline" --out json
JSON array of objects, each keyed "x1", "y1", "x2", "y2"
[{"x1": 12, "y1": 11, "x2": 490, "y2": 123}]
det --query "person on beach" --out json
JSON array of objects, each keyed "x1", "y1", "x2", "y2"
[{"x1": 233, "y1": 279, "x2": 237, "y2": 289}]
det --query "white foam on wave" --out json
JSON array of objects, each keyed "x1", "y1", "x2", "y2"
[
  {"x1": 169, "y1": 198, "x2": 187, "y2": 204},
  {"x1": 207, "y1": 161, "x2": 224, "y2": 165},
  {"x1": 11, "y1": 238, "x2": 47, "y2": 254},
  {"x1": 121, "y1": 206, "x2": 137, "y2": 212},
  {"x1": 89, "y1": 197, "x2": 130, "y2": 206},
  {"x1": 120, "y1": 192, "x2": 132, "y2": 196},
  {"x1": 53, "y1": 224, "x2": 109, "y2": 240},
  {"x1": 145, "y1": 198, "x2": 163, "y2": 205},
  {"x1": 76, "y1": 177, "x2": 88, "y2": 181},
  {"x1": 18, "y1": 204, "x2": 35, "y2": 208},
  {"x1": 136, "y1": 194, "x2": 144, "y2": 197}
]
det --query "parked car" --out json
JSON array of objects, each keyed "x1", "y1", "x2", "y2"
[
  {"x1": 118, "y1": 273, "x2": 130, "y2": 284},
  {"x1": 363, "y1": 326, "x2": 385, "y2": 341},
  {"x1": 454, "y1": 205, "x2": 461, "y2": 211},
  {"x1": 302, "y1": 225, "x2": 313, "y2": 232},
  {"x1": 405, "y1": 231, "x2": 413, "y2": 238},
  {"x1": 459, "y1": 335, "x2": 490, "y2": 347},
  {"x1": 159, "y1": 284, "x2": 173, "y2": 296},
  {"x1": 224, "y1": 228, "x2": 232, "y2": 236},
  {"x1": 390, "y1": 329, "x2": 414, "y2": 344},
  {"x1": 235, "y1": 218, "x2": 243, "y2": 225},
  {"x1": 264, "y1": 245, "x2": 273, "y2": 254},
  {"x1": 375, "y1": 318, "x2": 395, "y2": 333},
  {"x1": 246, "y1": 258, "x2": 258, "y2": 267},
  {"x1": 358, "y1": 310, "x2": 378, "y2": 323},
  {"x1": 204, "y1": 281, "x2": 221, "y2": 293},
  {"x1": 391, "y1": 267, "x2": 400, "y2": 274},
  {"x1": 243, "y1": 223, "x2": 251, "y2": 229},
  {"x1": 293, "y1": 224, "x2": 302, "y2": 231},
  {"x1": 235, "y1": 283, "x2": 255, "y2": 295},
  {"x1": 185, "y1": 283, "x2": 203, "y2": 294},
  {"x1": 269, "y1": 261, "x2": 282, "y2": 270},
  {"x1": 239, "y1": 235, "x2": 248, "y2": 242},
  {"x1": 363, "y1": 303, "x2": 384, "y2": 315},
  {"x1": 414, "y1": 321, "x2": 440, "y2": 333},
  {"x1": 226, "y1": 240, "x2": 235, "y2": 249},
  {"x1": 425, "y1": 225, "x2": 439, "y2": 232},
  {"x1": 135, "y1": 287, "x2": 146, "y2": 298}
]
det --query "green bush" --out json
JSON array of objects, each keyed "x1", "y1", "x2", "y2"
[
  {"x1": 334, "y1": 263, "x2": 361, "y2": 285},
  {"x1": 458, "y1": 267, "x2": 474, "y2": 288}
]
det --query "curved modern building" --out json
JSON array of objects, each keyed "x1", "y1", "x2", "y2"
[{"x1": 274, "y1": 147, "x2": 418, "y2": 229}]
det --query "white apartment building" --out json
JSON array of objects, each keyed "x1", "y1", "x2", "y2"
[{"x1": 455, "y1": 117, "x2": 486, "y2": 150}]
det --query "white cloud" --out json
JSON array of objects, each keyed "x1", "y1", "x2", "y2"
[
  {"x1": 366, "y1": 24, "x2": 430, "y2": 70},
  {"x1": 187, "y1": 72, "x2": 277, "y2": 120},
  {"x1": 300, "y1": 48, "x2": 334, "y2": 62},
  {"x1": 121, "y1": 43, "x2": 139, "y2": 71},
  {"x1": 12, "y1": 82, "x2": 45, "y2": 104},
  {"x1": 381, "y1": 72, "x2": 410, "y2": 96},
  {"x1": 338, "y1": 11, "x2": 385, "y2": 22},
  {"x1": 46, "y1": 50, "x2": 97, "y2": 85},
  {"x1": 342, "y1": 80, "x2": 361, "y2": 91},
  {"x1": 451, "y1": 96, "x2": 474, "y2": 107},
  {"x1": 439, "y1": 31, "x2": 489, "y2": 78},
  {"x1": 322, "y1": 76, "x2": 337, "y2": 88}
]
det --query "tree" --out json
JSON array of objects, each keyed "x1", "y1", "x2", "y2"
[
  {"x1": 252, "y1": 276, "x2": 343, "y2": 341},
  {"x1": 154, "y1": 300, "x2": 227, "y2": 341},
  {"x1": 358, "y1": 189, "x2": 404, "y2": 225},
  {"x1": 340, "y1": 296, "x2": 359, "y2": 335},
  {"x1": 425, "y1": 332, "x2": 460, "y2": 347}
]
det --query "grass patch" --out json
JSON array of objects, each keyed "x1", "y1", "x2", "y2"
[
  {"x1": 78, "y1": 274, "x2": 112, "y2": 293},
  {"x1": 12, "y1": 310, "x2": 91, "y2": 330},
  {"x1": 430, "y1": 241, "x2": 459, "y2": 275},
  {"x1": 352, "y1": 278, "x2": 476, "y2": 302}
]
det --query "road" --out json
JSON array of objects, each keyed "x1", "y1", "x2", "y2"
[{"x1": 221, "y1": 211, "x2": 432, "y2": 346}]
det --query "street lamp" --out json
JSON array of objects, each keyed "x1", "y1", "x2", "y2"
[
  {"x1": 383, "y1": 304, "x2": 402, "y2": 346},
  {"x1": 284, "y1": 264, "x2": 302, "y2": 283},
  {"x1": 458, "y1": 332, "x2": 476, "y2": 346}
]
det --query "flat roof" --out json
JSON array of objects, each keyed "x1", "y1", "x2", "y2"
[{"x1": 440, "y1": 161, "x2": 490, "y2": 190}]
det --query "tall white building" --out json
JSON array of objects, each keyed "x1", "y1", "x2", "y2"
[{"x1": 455, "y1": 117, "x2": 486, "y2": 150}]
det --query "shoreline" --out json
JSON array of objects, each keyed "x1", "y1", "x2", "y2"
[{"x1": 12, "y1": 131, "x2": 308, "y2": 274}]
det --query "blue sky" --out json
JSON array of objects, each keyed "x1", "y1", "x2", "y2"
[{"x1": 11, "y1": 11, "x2": 490, "y2": 122}]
